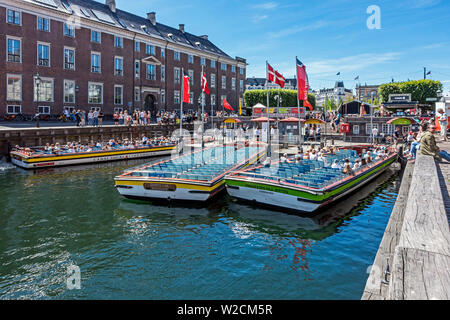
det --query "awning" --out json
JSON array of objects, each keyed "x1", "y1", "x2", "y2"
[
  {"x1": 223, "y1": 118, "x2": 241, "y2": 123},
  {"x1": 386, "y1": 117, "x2": 415, "y2": 125},
  {"x1": 251, "y1": 117, "x2": 276, "y2": 122},
  {"x1": 280, "y1": 117, "x2": 304, "y2": 123},
  {"x1": 304, "y1": 118, "x2": 325, "y2": 125}
]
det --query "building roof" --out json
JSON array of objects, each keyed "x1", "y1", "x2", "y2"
[
  {"x1": 26, "y1": 0, "x2": 232, "y2": 59},
  {"x1": 246, "y1": 77, "x2": 297, "y2": 87}
]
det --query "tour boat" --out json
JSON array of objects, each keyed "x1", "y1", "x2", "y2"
[
  {"x1": 225, "y1": 147, "x2": 398, "y2": 214},
  {"x1": 114, "y1": 143, "x2": 266, "y2": 202},
  {"x1": 10, "y1": 143, "x2": 178, "y2": 169}
]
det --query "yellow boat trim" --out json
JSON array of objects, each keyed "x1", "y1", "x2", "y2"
[
  {"x1": 23, "y1": 146, "x2": 176, "y2": 163},
  {"x1": 115, "y1": 179, "x2": 224, "y2": 191}
]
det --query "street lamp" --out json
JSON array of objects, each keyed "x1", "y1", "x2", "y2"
[{"x1": 34, "y1": 73, "x2": 41, "y2": 128}]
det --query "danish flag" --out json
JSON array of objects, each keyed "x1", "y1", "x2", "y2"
[
  {"x1": 202, "y1": 71, "x2": 209, "y2": 94},
  {"x1": 267, "y1": 63, "x2": 285, "y2": 88}
]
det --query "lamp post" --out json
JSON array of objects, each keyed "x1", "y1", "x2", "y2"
[{"x1": 34, "y1": 73, "x2": 41, "y2": 128}]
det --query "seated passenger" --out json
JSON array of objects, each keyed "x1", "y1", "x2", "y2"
[{"x1": 331, "y1": 159, "x2": 342, "y2": 170}]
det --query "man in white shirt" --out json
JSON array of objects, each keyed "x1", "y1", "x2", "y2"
[
  {"x1": 437, "y1": 108, "x2": 448, "y2": 141},
  {"x1": 331, "y1": 160, "x2": 342, "y2": 170},
  {"x1": 372, "y1": 127, "x2": 379, "y2": 144}
]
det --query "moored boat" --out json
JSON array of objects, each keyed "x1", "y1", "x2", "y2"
[
  {"x1": 225, "y1": 146, "x2": 398, "y2": 213},
  {"x1": 114, "y1": 143, "x2": 266, "y2": 202},
  {"x1": 10, "y1": 142, "x2": 177, "y2": 169}
]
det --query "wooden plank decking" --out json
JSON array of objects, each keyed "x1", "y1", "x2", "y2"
[{"x1": 363, "y1": 154, "x2": 450, "y2": 300}]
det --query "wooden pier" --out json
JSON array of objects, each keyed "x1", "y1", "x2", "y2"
[{"x1": 362, "y1": 153, "x2": 450, "y2": 300}]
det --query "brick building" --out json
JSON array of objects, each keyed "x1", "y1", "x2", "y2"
[{"x1": 0, "y1": 0, "x2": 247, "y2": 119}]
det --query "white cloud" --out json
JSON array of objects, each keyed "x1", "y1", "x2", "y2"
[
  {"x1": 251, "y1": 14, "x2": 268, "y2": 23},
  {"x1": 268, "y1": 52, "x2": 403, "y2": 78},
  {"x1": 410, "y1": 0, "x2": 441, "y2": 8},
  {"x1": 252, "y1": 2, "x2": 278, "y2": 10},
  {"x1": 267, "y1": 20, "x2": 329, "y2": 39}
]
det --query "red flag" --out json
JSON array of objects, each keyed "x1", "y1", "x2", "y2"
[
  {"x1": 296, "y1": 58, "x2": 308, "y2": 101},
  {"x1": 267, "y1": 63, "x2": 285, "y2": 88},
  {"x1": 202, "y1": 71, "x2": 209, "y2": 95},
  {"x1": 304, "y1": 99, "x2": 313, "y2": 111},
  {"x1": 223, "y1": 99, "x2": 233, "y2": 111},
  {"x1": 183, "y1": 74, "x2": 190, "y2": 103}
]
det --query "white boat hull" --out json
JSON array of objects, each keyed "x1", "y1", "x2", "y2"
[{"x1": 11, "y1": 149, "x2": 174, "y2": 169}]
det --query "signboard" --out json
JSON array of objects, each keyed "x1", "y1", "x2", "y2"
[
  {"x1": 426, "y1": 97, "x2": 438, "y2": 102},
  {"x1": 388, "y1": 94, "x2": 411, "y2": 103}
]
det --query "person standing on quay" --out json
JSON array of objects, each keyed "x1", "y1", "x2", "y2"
[
  {"x1": 80, "y1": 110, "x2": 86, "y2": 127},
  {"x1": 88, "y1": 110, "x2": 94, "y2": 126},
  {"x1": 93, "y1": 108, "x2": 99, "y2": 127},
  {"x1": 98, "y1": 109, "x2": 104, "y2": 127},
  {"x1": 437, "y1": 108, "x2": 448, "y2": 141}
]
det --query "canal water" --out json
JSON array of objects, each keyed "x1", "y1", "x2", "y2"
[{"x1": 0, "y1": 157, "x2": 400, "y2": 299}]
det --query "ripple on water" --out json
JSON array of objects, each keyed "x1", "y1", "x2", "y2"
[{"x1": 0, "y1": 161, "x2": 400, "y2": 299}]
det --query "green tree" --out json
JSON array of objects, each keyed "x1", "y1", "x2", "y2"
[
  {"x1": 378, "y1": 79, "x2": 442, "y2": 104},
  {"x1": 243, "y1": 89, "x2": 316, "y2": 110}
]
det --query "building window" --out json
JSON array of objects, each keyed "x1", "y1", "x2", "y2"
[
  {"x1": 37, "y1": 43, "x2": 50, "y2": 67},
  {"x1": 135, "y1": 60, "x2": 140, "y2": 78},
  {"x1": 161, "y1": 48, "x2": 165, "y2": 58},
  {"x1": 174, "y1": 51, "x2": 180, "y2": 61},
  {"x1": 146, "y1": 64, "x2": 156, "y2": 80},
  {"x1": 188, "y1": 70, "x2": 194, "y2": 85},
  {"x1": 240, "y1": 67, "x2": 244, "y2": 75},
  {"x1": 239, "y1": 80, "x2": 244, "y2": 92},
  {"x1": 64, "y1": 23, "x2": 75, "y2": 37},
  {"x1": 211, "y1": 94, "x2": 216, "y2": 106},
  {"x1": 221, "y1": 63, "x2": 227, "y2": 71},
  {"x1": 146, "y1": 44, "x2": 155, "y2": 55},
  {"x1": 232, "y1": 65, "x2": 236, "y2": 73},
  {"x1": 7, "y1": 105, "x2": 21, "y2": 114},
  {"x1": 211, "y1": 74, "x2": 216, "y2": 88},
  {"x1": 221, "y1": 95, "x2": 227, "y2": 106},
  {"x1": 64, "y1": 48, "x2": 75, "y2": 70},
  {"x1": 114, "y1": 85, "x2": 123, "y2": 105},
  {"x1": 174, "y1": 68, "x2": 181, "y2": 84},
  {"x1": 114, "y1": 107, "x2": 123, "y2": 113},
  {"x1": 34, "y1": 78, "x2": 54, "y2": 102},
  {"x1": 188, "y1": 54, "x2": 194, "y2": 64},
  {"x1": 88, "y1": 83, "x2": 103, "y2": 104},
  {"x1": 7, "y1": 74, "x2": 21, "y2": 101},
  {"x1": 91, "y1": 53, "x2": 101, "y2": 73},
  {"x1": 382, "y1": 124, "x2": 393, "y2": 134},
  {"x1": 115, "y1": 57, "x2": 123, "y2": 76},
  {"x1": 134, "y1": 87, "x2": 140, "y2": 101},
  {"x1": 64, "y1": 80, "x2": 75, "y2": 103},
  {"x1": 222, "y1": 76, "x2": 226, "y2": 89},
  {"x1": 7, "y1": 37, "x2": 21, "y2": 63},
  {"x1": 161, "y1": 65, "x2": 165, "y2": 82},
  {"x1": 174, "y1": 90, "x2": 180, "y2": 104},
  {"x1": 201, "y1": 57, "x2": 205, "y2": 66},
  {"x1": 232, "y1": 78, "x2": 236, "y2": 91},
  {"x1": 135, "y1": 41, "x2": 140, "y2": 52},
  {"x1": 91, "y1": 30, "x2": 101, "y2": 43},
  {"x1": 37, "y1": 17, "x2": 50, "y2": 31},
  {"x1": 7, "y1": 10, "x2": 20, "y2": 25},
  {"x1": 114, "y1": 36, "x2": 123, "y2": 48},
  {"x1": 38, "y1": 106, "x2": 50, "y2": 114},
  {"x1": 211, "y1": 60, "x2": 215, "y2": 68},
  {"x1": 353, "y1": 125, "x2": 360, "y2": 135},
  {"x1": 161, "y1": 89, "x2": 165, "y2": 104},
  {"x1": 189, "y1": 92, "x2": 194, "y2": 104}
]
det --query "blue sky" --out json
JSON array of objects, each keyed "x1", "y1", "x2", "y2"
[{"x1": 112, "y1": 0, "x2": 450, "y2": 94}]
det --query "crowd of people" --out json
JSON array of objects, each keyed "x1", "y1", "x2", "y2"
[
  {"x1": 264, "y1": 144, "x2": 391, "y2": 177},
  {"x1": 17, "y1": 134, "x2": 176, "y2": 156}
]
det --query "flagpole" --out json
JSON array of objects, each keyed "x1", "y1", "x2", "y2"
[
  {"x1": 266, "y1": 60, "x2": 271, "y2": 157},
  {"x1": 296, "y1": 56, "x2": 302, "y2": 147},
  {"x1": 180, "y1": 67, "x2": 184, "y2": 147},
  {"x1": 201, "y1": 65, "x2": 205, "y2": 149}
]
